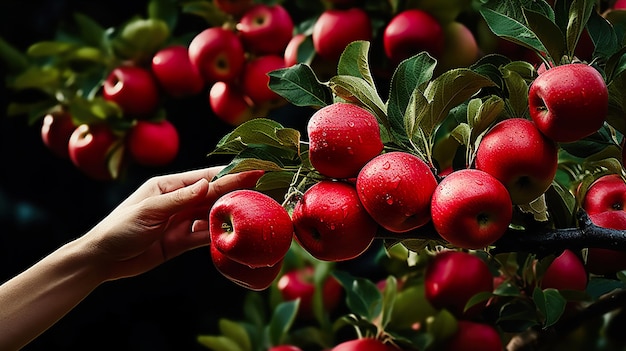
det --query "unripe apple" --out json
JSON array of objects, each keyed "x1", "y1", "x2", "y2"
[
  {"x1": 277, "y1": 265, "x2": 343, "y2": 320},
  {"x1": 587, "y1": 211, "x2": 626, "y2": 275},
  {"x1": 424, "y1": 250, "x2": 493, "y2": 317},
  {"x1": 437, "y1": 21, "x2": 478, "y2": 72},
  {"x1": 236, "y1": 4, "x2": 294, "y2": 55},
  {"x1": 211, "y1": 244, "x2": 282, "y2": 291},
  {"x1": 151, "y1": 45, "x2": 205, "y2": 98},
  {"x1": 68, "y1": 123, "x2": 121, "y2": 181},
  {"x1": 40, "y1": 108, "x2": 76, "y2": 159},
  {"x1": 356, "y1": 151, "x2": 438, "y2": 233},
  {"x1": 126, "y1": 119, "x2": 179, "y2": 167},
  {"x1": 292, "y1": 180, "x2": 378, "y2": 262},
  {"x1": 443, "y1": 321, "x2": 502, "y2": 351},
  {"x1": 307, "y1": 102, "x2": 383, "y2": 179},
  {"x1": 188, "y1": 27, "x2": 246, "y2": 83},
  {"x1": 540, "y1": 249, "x2": 587, "y2": 291},
  {"x1": 102, "y1": 66, "x2": 160, "y2": 118},
  {"x1": 383, "y1": 9, "x2": 444, "y2": 65},
  {"x1": 475, "y1": 118, "x2": 559, "y2": 205},
  {"x1": 331, "y1": 338, "x2": 397, "y2": 351},
  {"x1": 430, "y1": 169, "x2": 513, "y2": 249},
  {"x1": 582, "y1": 174, "x2": 626, "y2": 215},
  {"x1": 241, "y1": 54, "x2": 286, "y2": 106},
  {"x1": 284, "y1": 33, "x2": 307, "y2": 67},
  {"x1": 312, "y1": 8, "x2": 372, "y2": 62},
  {"x1": 209, "y1": 189, "x2": 294, "y2": 268},
  {"x1": 209, "y1": 81, "x2": 254, "y2": 126},
  {"x1": 528, "y1": 63, "x2": 608, "y2": 143},
  {"x1": 213, "y1": 0, "x2": 254, "y2": 17}
]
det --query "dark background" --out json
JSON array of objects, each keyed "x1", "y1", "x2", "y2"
[{"x1": 0, "y1": 1, "x2": 311, "y2": 350}]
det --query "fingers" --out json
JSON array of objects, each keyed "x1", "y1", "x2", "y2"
[
  {"x1": 205, "y1": 170, "x2": 265, "y2": 203},
  {"x1": 143, "y1": 178, "x2": 211, "y2": 217}
]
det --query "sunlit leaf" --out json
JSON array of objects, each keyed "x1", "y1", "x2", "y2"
[
  {"x1": 219, "y1": 319, "x2": 252, "y2": 351},
  {"x1": 269, "y1": 64, "x2": 333, "y2": 108},
  {"x1": 268, "y1": 300, "x2": 299, "y2": 347},
  {"x1": 337, "y1": 40, "x2": 376, "y2": 89},
  {"x1": 333, "y1": 270, "x2": 383, "y2": 321}
]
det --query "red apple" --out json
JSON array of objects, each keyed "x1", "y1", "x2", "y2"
[
  {"x1": 211, "y1": 244, "x2": 282, "y2": 291},
  {"x1": 615, "y1": 0, "x2": 626, "y2": 9},
  {"x1": 240, "y1": 54, "x2": 286, "y2": 106},
  {"x1": 540, "y1": 249, "x2": 587, "y2": 291},
  {"x1": 528, "y1": 63, "x2": 608, "y2": 143},
  {"x1": 383, "y1": 9, "x2": 444, "y2": 65},
  {"x1": 102, "y1": 66, "x2": 160, "y2": 118},
  {"x1": 209, "y1": 189, "x2": 293, "y2": 268},
  {"x1": 40, "y1": 108, "x2": 76, "y2": 159},
  {"x1": 424, "y1": 250, "x2": 494, "y2": 317},
  {"x1": 307, "y1": 102, "x2": 383, "y2": 179},
  {"x1": 209, "y1": 81, "x2": 254, "y2": 126},
  {"x1": 269, "y1": 346, "x2": 303, "y2": 351},
  {"x1": 582, "y1": 173, "x2": 626, "y2": 215},
  {"x1": 126, "y1": 119, "x2": 179, "y2": 167},
  {"x1": 430, "y1": 169, "x2": 513, "y2": 249},
  {"x1": 475, "y1": 118, "x2": 559, "y2": 205},
  {"x1": 213, "y1": 0, "x2": 254, "y2": 17},
  {"x1": 236, "y1": 4, "x2": 294, "y2": 55},
  {"x1": 356, "y1": 151, "x2": 438, "y2": 233},
  {"x1": 443, "y1": 321, "x2": 502, "y2": 351},
  {"x1": 331, "y1": 338, "x2": 397, "y2": 351},
  {"x1": 68, "y1": 123, "x2": 121, "y2": 181},
  {"x1": 587, "y1": 211, "x2": 626, "y2": 275},
  {"x1": 151, "y1": 45, "x2": 205, "y2": 98},
  {"x1": 312, "y1": 8, "x2": 372, "y2": 62},
  {"x1": 437, "y1": 21, "x2": 479, "y2": 72},
  {"x1": 284, "y1": 33, "x2": 307, "y2": 67},
  {"x1": 292, "y1": 180, "x2": 378, "y2": 262},
  {"x1": 277, "y1": 265, "x2": 343, "y2": 319},
  {"x1": 188, "y1": 27, "x2": 246, "y2": 84}
]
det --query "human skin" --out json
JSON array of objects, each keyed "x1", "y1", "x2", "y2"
[{"x1": 0, "y1": 167, "x2": 263, "y2": 351}]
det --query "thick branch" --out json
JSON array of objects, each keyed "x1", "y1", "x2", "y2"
[{"x1": 376, "y1": 210, "x2": 626, "y2": 255}]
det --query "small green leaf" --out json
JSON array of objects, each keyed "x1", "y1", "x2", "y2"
[
  {"x1": 112, "y1": 18, "x2": 170, "y2": 63},
  {"x1": 148, "y1": 0, "x2": 179, "y2": 30},
  {"x1": 219, "y1": 319, "x2": 252, "y2": 351},
  {"x1": 11, "y1": 66, "x2": 60, "y2": 92},
  {"x1": 501, "y1": 68, "x2": 530, "y2": 118},
  {"x1": 587, "y1": 10, "x2": 619, "y2": 64},
  {"x1": 268, "y1": 300, "x2": 299, "y2": 346},
  {"x1": 380, "y1": 275, "x2": 398, "y2": 328},
  {"x1": 533, "y1": 287, "x2": 566, "y2": 328},
  {"x1": 268, "y1": 64, "x2": 333, "y2": 108},
  {"x1": 479, "y1": 6, "x2": 547, "y2": 57},
  {"x1": 181, "y1": 0, "x2": 229, "y2": 26},
  {"x1": 255, "y1": 171, "x2": 294, "y2": 193},
  {"x1": 196, "y1": 335, "x2": 244, "y2": 351},
  {"x1": 464, "y1": 291, "x2": 494, "y2": 313},
  {"x1": 332, "y1": 270, "x2": 383, "y2": 321},
  {"x1": 27, "y1": 41, "x2": 76, "y2": 57},
  {"x1": 427, "y1": 309, "x2": 458, "y2": 341},
  {"x1": 328, "y1": 75, "x2": 387, "y2": 123},
  {"x1": 497, "y1": 299, "x2": 540, "y2": 333},
  {"x1": 72, "y1": 13, "x2": 108, "y2": 50},
  {"x1": 565, "y1": 0, "x2": 596, "y2": 59},
  {"x1": 523, "y1": 8, "x2": 565, "y2": 64},
  {"x1": 337, "y1": 40, "x2": 376, "y2": 89}
]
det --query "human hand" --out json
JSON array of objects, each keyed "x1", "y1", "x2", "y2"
[{"x1": 81, "y1": 166, "x2": 264, "y2": 281}]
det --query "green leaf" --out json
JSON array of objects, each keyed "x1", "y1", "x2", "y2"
[
  {"x1": 181, "y1": 0, "x2": 229, "y2": 26},
  {"x1": 533, "y1": 287, "x2": 566, "y2": 328},
  {"x1": 148, "y1": 0, "x2": 179, "y2": 30},
  {"x1": 219, "y1": 319, "x2": 252, "y2": 351},
  {"x1": 255, "y1": 171, "x2": 295, "y2": 193},
  {"x1": 468, "y1": 95, "x2": 505, "y2": 146},
  {"x1": 328, "y1": 75, "x2": 387, "y2": 123},
  {"x1": 464, "y1": 291, "x2": 494, "y2": 313},
  {"x1": 427, "y1": 309, "x2": 458, "y2": 341},
  {"x1": 196, "y1": 335, "x2": 244, "y2": 351},
  {"x1": 268, "y1": 64, "x2": 333, "y2": 108},
  {"x1": 479, "y1": 6, "x2": 547, "y2": 58},
  {"x1": 27, "y1": 41, "x2": 76, "y2": 57},
  {"x1": 337, "y1": 40, "x2": 376, "y2": 89},
  {"x1": 380, "y1": 275, "x2": 398, "y2": 328},
  {"x1": 417, "y1": 68, "x2": 496, "y2": 138},
  {"x1": 586, "y1": 9, "x2": 619, "y2": 64},
  {"x1": 268, "y1": 300, "x2": 299, "y2": 346},
  {"x1": 332, "y1": 270, "x2": 383, "y2": 321},
  {"x1": 11, "y1": 66, "x2": 60, "y2": 92},
  {"x1": 210, "y1": 119, "x2": 299, "y2": 156},
  {"x1": 387, "y1": 52, "x2": 437, "y2": 143},
  {"x1": 497, "y1": 299, "x2": 540, "y2": 333},
  {"x1": 501, "y1": 68, "x2": 529, "y2": 118},
  {"x1": 0, "y1": 37, "x2": 29, "y2": 72},
  {"x1": 522, "y1": 8, "x2": 565, "y2": 64},
  {"x1": 565, "y1": 0, "x2": 596, "y2": 59},
  {"x1": 112, "y1": 18, "x2": 170, "y2": 63},
  {"x1": 243, "y1": 292, "x2": 268, "y2": 327},
  {"x1": 72, "y1": 13, "x2": 108, "y2": 51}
]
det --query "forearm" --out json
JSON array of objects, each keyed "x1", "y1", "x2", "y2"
[{"x1": 0, "y1": 237, "x2": 107, "y2": 350}]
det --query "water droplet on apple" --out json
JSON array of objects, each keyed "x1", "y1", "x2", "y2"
[
  {"x1": 382, "y1": 161, "x2": 391, "y2": 170},
  {"x1": 347, "y1": 147, "x2": 354, "y2": 155},
  {"x1": 385, "y1": 194, "x2": 394, "y2": 205},
  {"x1": 347, "y1": 121, "x2": 355, "y2": 127}
]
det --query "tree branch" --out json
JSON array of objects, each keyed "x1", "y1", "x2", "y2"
[{"x1": 376, "y1": 210, "x2": 626, "y2": 255}]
